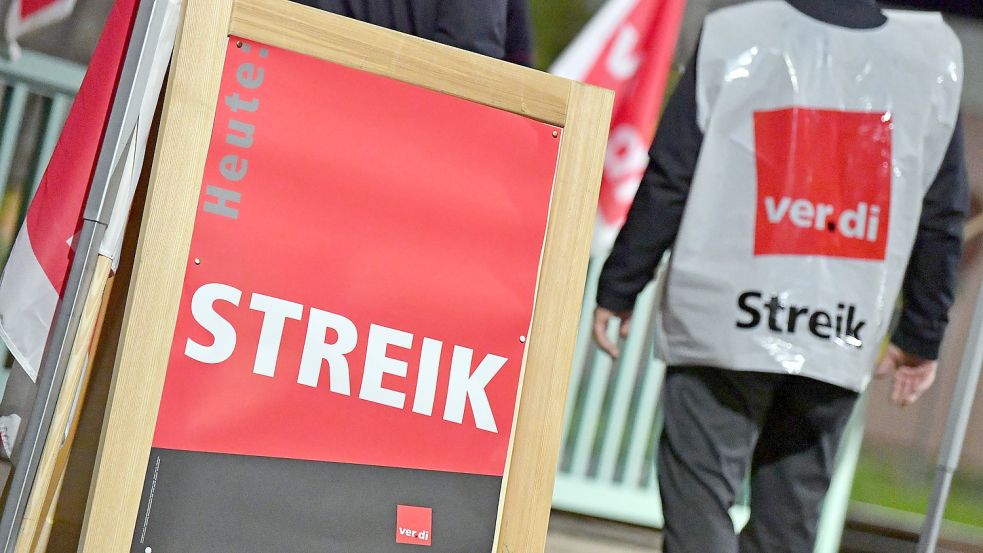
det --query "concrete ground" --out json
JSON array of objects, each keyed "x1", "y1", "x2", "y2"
[
  {"x1": 545, "y1": 511, "x2": 661, "y2": 553},
  {"x1": 547, "y1": 533, "x2": 659, "y2": 553},
  {"x1": 544, "y1": 509, "x2": 983, "y2": 553}
]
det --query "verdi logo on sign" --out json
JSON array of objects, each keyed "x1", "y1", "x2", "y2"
[
  {"x1": 396, "y1": 505, "x2": 433, "y2": 546},
  {"x1": 752, "y1": 107, "x2": 892, "y2": 260}
]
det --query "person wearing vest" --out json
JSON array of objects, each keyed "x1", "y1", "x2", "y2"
[{"x1": 593, "y1": 0, "x2": 967, "y2": 551}]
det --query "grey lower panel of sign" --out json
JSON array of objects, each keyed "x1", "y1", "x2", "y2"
[{"x1": 131, "y1": 448, "x2": 502, "y2": 553}]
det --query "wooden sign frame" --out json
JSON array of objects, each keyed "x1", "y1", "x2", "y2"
[{"x1": 79, "y1": 1, "x2": 612, "y2": 551}]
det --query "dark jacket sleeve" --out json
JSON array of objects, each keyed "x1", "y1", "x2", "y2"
[
  {"x1": 434, "y1": 0, "x2": 507, "y2": 59},
  {"x1": 891, "y1": 116, "x2": 970, "y2": 360},
  {"x1": 596, "y1": 51, "x2": 704, "y2": 312},
  {"x1": 504, "y1": 0, "x2": 534, "y2": 67}
]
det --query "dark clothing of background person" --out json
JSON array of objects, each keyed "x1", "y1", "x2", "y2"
[
  {"x1": 504, "y1": 0, "x2": 534, "y2": 66},
  {"x1": 659, "y1": 367, "x2": 858, "y2": 553},
  {"x1": 596, "y1": 0, "x2": 968, "y2": 551},
  {"x1": 293, "y1": 0, "x2": 513, "y2": 60}
]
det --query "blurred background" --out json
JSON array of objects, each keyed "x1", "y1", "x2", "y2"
[{"x1": 0, "y1": 0, "x2": 981, "y2": 551}]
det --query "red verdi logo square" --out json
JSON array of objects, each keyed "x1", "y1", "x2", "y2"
[
  {"x1": 753, "y1": 107, "x2": 892, "y2": 260},
  {"x1": 396, "y1": 505, "x2": 433, "y2": 546}
]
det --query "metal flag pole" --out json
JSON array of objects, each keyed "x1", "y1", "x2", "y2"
[
  {"x1": 0, "y1": 0, "x2": 169, "y2": 550},
  {"x1": 917, "y1": 267, "x2": 983, "y2": 553}
]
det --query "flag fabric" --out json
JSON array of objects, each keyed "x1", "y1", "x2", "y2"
[
  {"x1": 1, "y1": 0, "x2": 78, "y2": 56},
  {"x1": 551, "y1": 0, "x2": 687, "y2": 254},
  {"x1": 0, "y1": 0, "x2": 140, "y2": 384},
  {"x1": 0, "y1": 0, "x2": 180, "y2": 457}
]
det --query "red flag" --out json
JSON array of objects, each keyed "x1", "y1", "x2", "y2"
[
  {"x1": 18, "y1": 0, "x2": 74, "y2": 21},
  {"x1": 2, "y1": 0, "x2": 78, "y2": 53},
  {"x1": 0, "y1": 0, "x2": 138, "y2": 381},
  {"x1": 551, "y1": 0, "x2": 687, "y2": 253}
]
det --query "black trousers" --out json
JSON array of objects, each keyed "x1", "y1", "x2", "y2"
[{"x1": 658, "y1": 366, "x2": 858, "y2": 553}]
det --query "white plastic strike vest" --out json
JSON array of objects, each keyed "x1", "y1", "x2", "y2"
[{"x1": 659, "y1": 1, "x2": 963, "y2": 391}]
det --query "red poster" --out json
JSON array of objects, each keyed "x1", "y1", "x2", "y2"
[
  {"x1": 133, "y1": 37, "x2": 559, "y2": 553},
  {"x1": 753, "y1": 107, "x2": 891, "y2": 260}
]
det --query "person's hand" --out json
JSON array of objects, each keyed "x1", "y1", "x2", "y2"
[
  {"x1": 593, "y1": 306, "x2": 633, "y2": 358},
  {"x1": 875, "y1": 343, "x2": 938, "y2": 407}
]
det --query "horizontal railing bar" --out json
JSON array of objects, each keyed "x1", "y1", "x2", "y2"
[{"x1": 0, "y1": 50, "x2": 85, "y2": 97}]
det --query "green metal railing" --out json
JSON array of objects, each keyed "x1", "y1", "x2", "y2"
[
  {"x1": 552, "y1": 257, "x2": 866, "y2": 552},
  {"x1": 0, "y1": 50, "x2": 83, "y2": 193},
  {"x1": 553, "y1": 260, "x2": 672, "y2": 527}
]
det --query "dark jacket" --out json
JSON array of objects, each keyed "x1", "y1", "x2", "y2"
[{"x1": 294, "y1": 0, "x2": 510, "y2": 60}]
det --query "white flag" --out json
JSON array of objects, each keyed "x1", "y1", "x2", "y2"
[{"x1": 1, "y1": 0, "x2": 77, "y2": 57}]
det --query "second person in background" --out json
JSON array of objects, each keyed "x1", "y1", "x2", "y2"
[{"x1": 293, "y1": 0, "x2": 533, "y2": 65}]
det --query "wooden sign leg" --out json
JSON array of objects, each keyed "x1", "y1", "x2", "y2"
[
  {"x1": 12, "y1": 256, "x2": 112, "y2": 553},
  {"x1": 28, "y1": 471, "x2": 63, "y2": 553}
]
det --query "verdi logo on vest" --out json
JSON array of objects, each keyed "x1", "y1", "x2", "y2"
[{"x1": 753, "y1": 107, "x2": 892, "y2": 260}]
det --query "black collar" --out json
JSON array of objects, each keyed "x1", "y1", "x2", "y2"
[{"x1": 786, "y1": 0, "x2": 888, "y2": 29}]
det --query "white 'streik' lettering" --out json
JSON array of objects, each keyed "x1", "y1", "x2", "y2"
[
  {"x1": 736, "y1": 290, "x2": 866, "y2": 347},
  {"x1": 183, "y1": 282, "x2": 506, "y2": 433}
]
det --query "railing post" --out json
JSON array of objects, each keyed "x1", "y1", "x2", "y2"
[
  {"x1": 917, "y1": 271, "x2": 983, "y2": 553},
  {"x1": 813, "y1": 393, "x2": 869, "y2": 553}
]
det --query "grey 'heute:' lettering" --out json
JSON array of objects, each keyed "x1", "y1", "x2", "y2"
[
  {"x1": 204, "y1": 185, "x2": 241, "y2": 220},
  {"x1": 226, "y1": 119, "x2": 255, "y2": 148}
]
